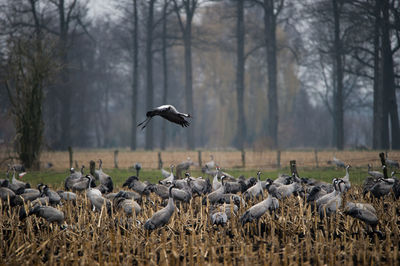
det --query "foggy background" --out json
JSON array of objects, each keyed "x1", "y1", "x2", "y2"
[{"x1": 0, "y1": 0, "x2": 399, "y2": 155}]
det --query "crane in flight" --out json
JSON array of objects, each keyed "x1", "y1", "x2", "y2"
[{"x1": 137, "y1": 105, "x2": 191, "y2": 130}]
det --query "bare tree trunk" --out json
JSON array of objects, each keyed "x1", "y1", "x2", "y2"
[
  {"x1": 264, "y1": 0, "x2": 278, "y2": 148},
  {"x1": 130, "y1": 0, "x2": 139, "y2": 150},
  {"x1": 173, "y1": 0, "x2": 197, "y2": 150},
  {"x1": 372, "y1": 0, "x2": 384, "y2": 149},
  {"x1": 332, "y1": 0, "x2": 344, "y2": 150},
  {"x1": 161, "y1": 0, "x2": 169, "y2": 150},
  {"x1": 381, "y1": 0, "x2": 400, "y2": 149},
  {"x1": 184, "y1": 18, "x2": 194, "y2": 150},
  {"x1": 236, "y1": 0, "x2": 246, "y2": 150},
  {"x1": 59, "y1": 0, "x2": 71, "y2": 150},
  {"x1": 145, "y1": 0, "x2": 155, "y2": 150}
]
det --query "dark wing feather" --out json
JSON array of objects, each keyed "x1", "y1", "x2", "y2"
[{"x1": 160, "y1": 113, "x2": 190, "y2": 127}]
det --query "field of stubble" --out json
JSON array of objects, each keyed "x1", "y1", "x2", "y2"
[{"x1": 1, "y1": 150, "x2": 400, "y2": 265}]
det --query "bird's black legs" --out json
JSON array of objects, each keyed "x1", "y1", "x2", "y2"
[{"x1": 137, "y1": 117, "x2": 152, "y2": 130}]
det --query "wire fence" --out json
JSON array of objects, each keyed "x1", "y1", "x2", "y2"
[{"x1": 1, "y1": 149, "x2": 396, "y2": 171}]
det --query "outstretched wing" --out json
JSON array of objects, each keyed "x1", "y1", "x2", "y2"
[{"x1": 161, "y1": 113, "x2": 190, "y2": 127}]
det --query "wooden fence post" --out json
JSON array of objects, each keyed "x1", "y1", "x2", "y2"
[
  {"x1": 158, "y1": 152, "x2": 163, "y2": 169},
  {"x1": 114, "y1": 150, "x2": 119, "y2": 169},
  {"x1": 314, "y1": 149, "x2": 319, "y2": 168},
  {"x1": 379, "y1": 152, "x2": 388, "y2": 178},
  {"x1": 241, "y1": 150, "x2": 246, "y2": 168},
  {"x1": 198, "y1": 150, "x2": 202, "y2": 168},
  {"x1": 68, "y1": 146, "x2": 73, "y2": 169},
  {"x1": 277, "y1": 150, "x2": 281, "y2": 169},
  {"x1": 290, "y1": 160, "x2": 298, "y2": 176}
]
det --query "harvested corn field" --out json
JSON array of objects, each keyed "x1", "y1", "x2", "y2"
[{"x1": 1, "y1": 184, "x2": 400, "y2": 265}]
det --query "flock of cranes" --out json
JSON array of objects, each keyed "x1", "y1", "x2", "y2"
[{"x1": 1, "y1": 152, "x2": 399, "y2": 237}]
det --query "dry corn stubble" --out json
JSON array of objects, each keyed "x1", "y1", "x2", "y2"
[{"x1": 1, "y1": 184, "x2": 400, "y2": 265}]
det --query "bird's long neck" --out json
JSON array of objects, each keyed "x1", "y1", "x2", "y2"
[
  {"x1": 213, "y1": 173, "x2": 219, "y2": 183},
  {"x1": 167, "y1": 186, "x2": 175, "y2": 210},
  {"x1": 12, "y1": 170, "x2": 16, "y2": 183},
  {"x1": 167, "y1": 196, "x2": 174, "y2": 211},
  {"x1": 264, "y1": 193, "x2": 272, "y2": 205},
  {"x1": 344, "y1": 166, "x2": 350, "y2": 181}
]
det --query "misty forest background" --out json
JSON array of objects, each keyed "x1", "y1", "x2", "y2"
[{"x1": 0, "y1": 0, "x2": 399, "y2": 169}]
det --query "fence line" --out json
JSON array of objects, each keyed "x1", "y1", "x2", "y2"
[{"x1": 26, "y1": 149, "x2": 400, "y2": 171}]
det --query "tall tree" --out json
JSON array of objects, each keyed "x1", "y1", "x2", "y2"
[
  {"x1": 145, "y1": 0, "x2": 156, "y2": 150},
  {"x1": 235, "y1": 0, "x2": 246, "y2": 149},
  {"x1": 332, "y1": 0, "x2": 344, "y2": 150},
  {"x1": 381, "y1": 0, "x2": 400, "y2": 149},
  {"x1": 131, "y1": 0, "x2": 139, "y2": 150},
  {"x1": 44, "y1": 0, "x2": 90, "y2": 149},
  {"x1": 3, "y1": 0, "x2": 58, "y2": 169},
  {"x1": 258, "y1": 0, "x2": 284, "y2": 149},
  {"x1": 161, "y1": 0, "x2": 171, "y2": 150},
  {"x1": 173, "y1": 0, "x2": 198, "y2": 150},
  {"x1": 372, "y1": 0, "x2": 385, "y2": 149}
]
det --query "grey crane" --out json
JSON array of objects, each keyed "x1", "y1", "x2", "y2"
[
  {"x1": 113, "y1": 191, "x2": 141, "y2": 216},
  {"x1": 105, "y1": 190, "x2": 142, "y2": 203},
  {"x1": 20, "y1": 205, "x2": 64, "y2": 226},
  {"x1": 185, "y1": 174, "x2": 211, "y2": 195},
  {"x1": 161, "y1": 168, "x2": 171, "y2": 179},
  {"x1": 69, "y1": 175, "x2": 94, "y2": 192},
  {"x1": 268, "y1": 181, "x2": 302, "y2": 200},
  {"x1": 210, "y1": 203, "x2": 239, "y2": 226},
  {"x1": 368, "y1": 164, "x2": 384, "y2": 179},
  {"x1": 144, "y1": 184, "x2": 176, "y2": 230},
  {"x1": 338, "y1": 165, "x2": 351, "y2": 193},
  {"x1": 332, "y1": 156, "x2": 346, "y2": 168},
  {"x1": 64, "y1": 165, "x2": 86, "y2": 190},
  {"x1": 271, "y1": 174, "x2": 292, "y2": 186},
  {"x1": 344, "y1": 202, "x2": 378, "y2": 227},
  {"x1": 134, "y1": 163, "x2": 142, "y2": 177},
  {"x1": 385, "y1": 152, "x2": 399, "y2": 168},
  {"x1": 210, "y1": 211, "x2": 228, "y2": 226},
  {"x1": 14, "y1": 183, "x2": 43, "y2": 203},
  {"x1": 159, "y1": 165, "x2": 175, "y2": 185},
  {"x1": 0, "y1": 182, "x2": 16, "y2": 206},
  {"x1": 305, "y1": 186, "x2": 327, "y2": 205},
  {"x1": 41, "y1": 185, "x2": 61, "y2": 205},
  {"x1": 217, "y1": 193, "x2": 245, "y2": 206},
  {"x1": 146, "y1": 183, "x2": 191, "y2": 203},
  {"x1": 122, "y1": 176, "x2": 151, "y2": 197},
  {"x1": 369, "y1": 177, "x2": 395, "y2": 198},
  {"x1": 314, "y1": 178, "x2": 341, "y2": 211},
  {"x1": 176, "y1": 157, "x2": 195, "y2": 178},
  {"x1": 240, "y1": 180, "x2": 279, "y2": 225},
  {"x1": 91, "y1": 159, "x2": 113, "y2": 193},
  {"x1": 212, "y1": 167, "x2": 222, "y2": 191},
  {"x1": 7, "y1": 168, "x2": 30, "y2": 192},
  {"x1": 202, "y1": 176, "x2": 227, "y2": 205},
  {"x1": 243, "y1": 171, "x2": 264, "y2": 201},
  {"x1": 86, "y1": 176, "x2": 112, "y2": 215},
  {"x1": 138, "y1": 105, "x2": 191, "y2": 130},
  {"x1": 205, "y1": 155, "x2": 216, "y2": 170},
  {"x1": 241, "y1": 176, "x2": 258, "y2": 190},
  {"x1": 57, "y1": 190, "x2": 77, "y2": 203},
  {"x1": 223, "y1": 179, "x2": 246, "y2": 194},
  {"x1": 318, "y1": 179, "x2": 344, "y2": 218}
]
